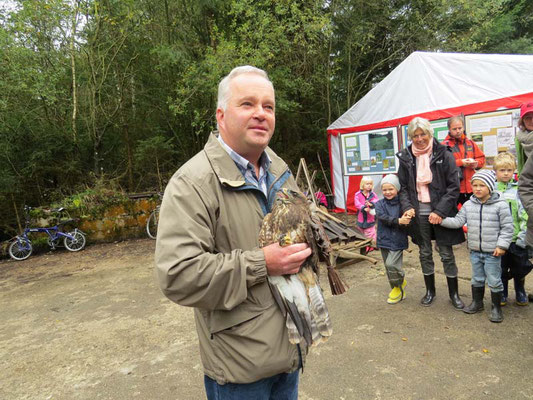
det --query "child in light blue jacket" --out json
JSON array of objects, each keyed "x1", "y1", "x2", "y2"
[{"x1": 440, "y1": 170, "x2": 513, "y2": 323}]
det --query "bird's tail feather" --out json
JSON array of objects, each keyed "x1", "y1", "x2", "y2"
[
  {"x1": 308, "y1": 284, "x2": 333, "y2": 345},
  {"x1": 285, "y1": 318, "x2": 301, "y2": 344},
  {"x1": 285, "y1": 299, "x2": 311, "y2": 345},
  {"x1": 268, "y1": 280, "x2": 287, "y2": 318}
]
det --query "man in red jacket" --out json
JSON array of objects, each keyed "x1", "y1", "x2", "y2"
[{"x1": 442, "y1": 115, "x2": 486, "y2": 204}]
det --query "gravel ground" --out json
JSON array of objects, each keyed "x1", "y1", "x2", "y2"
[{"x1": 1, "y1": 232, "x2": 532, "y2": 400}]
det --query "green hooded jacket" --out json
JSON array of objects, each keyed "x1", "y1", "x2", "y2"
[{"x1": 495, "y1": 180, "x2": 528, "y2": 248}]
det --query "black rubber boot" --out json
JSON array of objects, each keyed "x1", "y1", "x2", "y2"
[
  {"x1": 463, "y1": 286, "x2": 485, "y2": 314},
  {"x1": 489, "y1": 291, "x2": 503, "y2": 323},
  {"x1": 514, "y1": 277, "x2": 529, "y2": 306},
  {"x1": 420, "y1": 274, "x2": 436, "y2": 306},
  {"x1": 501, "y1": 278, "x2": 508, "y2": 306},
  {"x1": 446, "y1": 276, "x2": 464, "y2": 310}
]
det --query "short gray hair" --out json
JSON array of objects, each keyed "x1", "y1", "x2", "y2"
[
  {"x1": 407, "y1": 117, "x2": 433, "y2": 139},
  {"x1": 217, "y1": 66, "x2": 273, "y2": 111}
]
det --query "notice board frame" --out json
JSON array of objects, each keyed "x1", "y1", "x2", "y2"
[{"x1": 341, "y1": 127, "x2": 400, "y2": 176}]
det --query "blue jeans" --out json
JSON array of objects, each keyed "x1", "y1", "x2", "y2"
[
  {"x1": 470, "y1": 250, "x2": 503, "y2": 292},
  {"x1": 204, "y1": 371, "x2": 299, "y2": 400}
]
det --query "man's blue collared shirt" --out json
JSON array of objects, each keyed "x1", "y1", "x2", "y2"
[{"x1": 217, "y1": 135, "x2": 272, "y2": 197}]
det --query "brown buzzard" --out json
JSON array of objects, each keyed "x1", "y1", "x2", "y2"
[{"x1": 259, "y1": 188, "x2": 345, "y2": 347}]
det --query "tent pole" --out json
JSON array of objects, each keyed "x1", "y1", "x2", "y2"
[
  {"x1": 317, "y1": 152, "x2": 333, "y2": 195},
  {"x1": 339, "y1": 135, "x2": 348, "y2": 211}
]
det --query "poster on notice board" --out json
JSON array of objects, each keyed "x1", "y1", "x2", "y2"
[{"x1": 341, "y1": 128, "x2": 400, "y2": 175}]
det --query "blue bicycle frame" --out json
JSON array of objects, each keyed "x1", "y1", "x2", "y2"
[
  {"x1": 12, "y1": 206, "x2": 83, "y2": 250},
  {"x1": 16, "y1": 224, "x2": 78, "y2": 250}
]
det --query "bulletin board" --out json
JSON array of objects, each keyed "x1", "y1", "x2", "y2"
[
  {"x1": 465, "y1": 108, "x2": 520, "y2": 168},
  {"x1": 401, "y1": 118, "x2": 450, "y2": 145},
  {"x1": 341, "y1": 128, "x2": 400, "y2": 175}
]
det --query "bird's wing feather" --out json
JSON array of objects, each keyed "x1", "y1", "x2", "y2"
[{"x1": 269, "y1": 275, "x2": 311, "y2": 344}]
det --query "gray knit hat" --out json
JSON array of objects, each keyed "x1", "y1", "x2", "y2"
[
  {"x1": 471, "y1": 170, "x2": 495, "y2": 193},
  {"x1": 381, "y1": 174, "x2": 401, "y2": 191}
]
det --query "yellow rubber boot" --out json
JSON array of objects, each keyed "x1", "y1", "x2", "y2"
[{"x1": 387, "y1": 280, "x2": 406, "y2": 304}]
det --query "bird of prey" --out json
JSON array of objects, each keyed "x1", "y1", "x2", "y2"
[{"x1": 259, "y1": 188, "x2": 345, "y2": 347}]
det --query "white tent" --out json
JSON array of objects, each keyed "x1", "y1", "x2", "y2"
[{"x1": 327, "y1": 51, "x2": 533, "y2": 211}]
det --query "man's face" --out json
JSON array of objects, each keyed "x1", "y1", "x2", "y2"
[
  {"x1": 523, "y1": 113, "x2": 533, "y2": 131},
  {"x1": 495, "y1": 167, "x2": 514, "y2": 184},
  {"x1": 216, "y1": 73, "x2": 275, "y2": 161},
  {"x1": 448, "y1": 120, "x2": 464, "y2": 139}
]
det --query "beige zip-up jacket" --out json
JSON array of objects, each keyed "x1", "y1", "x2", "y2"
[{"x1": 155, "y1": 133, "x2": 303, "y2": 384}]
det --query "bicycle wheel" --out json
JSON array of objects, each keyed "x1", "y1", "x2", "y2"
[
  {"x1": 146, "y1": 208, "x2": 159, "y2": 239},
  {"x1": 63, "y1": 230, "x2": 86, "y2": 252},
  {"x1": 9, "y1": 238, "x2": 33, "y2": 261}
]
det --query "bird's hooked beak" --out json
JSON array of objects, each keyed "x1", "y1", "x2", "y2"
[{"x1": 277, "y1": 189, "x2": 290, "y2": 200}]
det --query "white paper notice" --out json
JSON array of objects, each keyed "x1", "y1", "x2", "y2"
[
  {"x1": 483, "y1": 135, "x2": 498, "y2": 157},
  {"x1": 359, "y1": 135, "x2": 370, "y2": 160},
  {"x1": 497, "y1": 127, "x2": 514, "y2": 148},
  {"x1": 431, "y1": 120, "x2": 448, "y2": 129},
  {"x1": 437, "y1": 130, "x2": 448, "y2": 141},
  {"x1": 469, "y1": 118, "x2": 491, "y2": 133},
  {"x1": 491, "y1": 114, "x2": 512, "y2": 128},
  {"x1": 347, "y1": 151, "x2": 354, "y2": 157},
  {"x1": 345, "y1": 137, "x2": 357, "y2": 147}
]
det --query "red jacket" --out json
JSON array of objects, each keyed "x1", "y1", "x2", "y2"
[{"x1": 442, "y1": 134, "x2": 485, "y2": 194}]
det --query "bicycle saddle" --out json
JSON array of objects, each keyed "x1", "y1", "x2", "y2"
[{"x1": 57, "y1": 219, "x2": 76, "y2": 225}]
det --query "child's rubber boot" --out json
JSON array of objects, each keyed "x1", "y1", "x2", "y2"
[
  {"x1": 489, "y1": 291, "x2": 503, "y2": 323},
  {"x1": 463, "y1": 285, "x2": 484, "y2": 314},
  {"x1": 514, "y1": 277, "x2": 529, "y2": 306},
  {"x1": 446, "y1": 276, "x2": 464, "y2": 310},
  {"x1": 387, "y1": 280, "x2": 406, "y2": 304},
  {"x1": 501, "y1": 278, "x2": 508, "y2": 306}
]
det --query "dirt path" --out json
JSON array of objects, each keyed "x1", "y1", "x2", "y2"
[{"x1": 1, "y1": 238, "x2": 532, "y2": 399}]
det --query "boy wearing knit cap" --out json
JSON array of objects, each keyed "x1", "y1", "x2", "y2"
[
  {"x1": 375, "y1": 174, "x2": 411, "y2": 304},
  {"x1": 440, "y1": 170, "x2": 513, "y2": 322},
  {"x1": 494, "y1": 152, "x2": 532, "y2": 306}
]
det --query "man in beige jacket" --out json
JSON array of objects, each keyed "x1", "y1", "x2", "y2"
[{"x1": 155, "y1": 66, "x2": 311, "y2": 399}]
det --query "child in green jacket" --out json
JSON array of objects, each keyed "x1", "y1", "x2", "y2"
[{"x1": 494, "y1": 152, "x2": 532, "y2": 306}]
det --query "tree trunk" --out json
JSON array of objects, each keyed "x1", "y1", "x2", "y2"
[
  {"x1": 70, "y1": 2, "x2": 79, "y2": 143},
  {"x1": 123, "y1": 123, "x2": 134, "y2": 191},
  {"x1": 11, "y1": 193, "x2": 21, "y2": 233},
  {"x1": 93, "y1": 140, "x2": 101, "y2": 176},
  {"x1": 346, "y1": 44, "x2": 351, "y2": 109},
  {"x1": 156, "y1": 155, "x2": 162, "y2": 193},
  {"x1": 164, "y1": 0, "x2": 171, "y2": 44},
  {"x1": 327, "y1": 36, "x2": 332, "y2": 126}
]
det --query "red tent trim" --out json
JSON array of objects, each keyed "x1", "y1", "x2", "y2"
[{"x1": 327, "y1": 93, "x2": 533, "y2": 136}]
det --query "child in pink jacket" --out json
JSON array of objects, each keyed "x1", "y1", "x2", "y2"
[{"x1": 354, "y1": 176, "x2": 378, "y2": 246}]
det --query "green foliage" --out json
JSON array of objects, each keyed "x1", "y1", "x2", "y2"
[
  {"x1": 0, "y1": 0, "x2": 531, "y2": 236},
  {"x1": 58, "y1": 179, "x2": 129, "y2": 218},
  {"x1": 134, "y1": 135, "x2": 177, "y2": 191}
]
